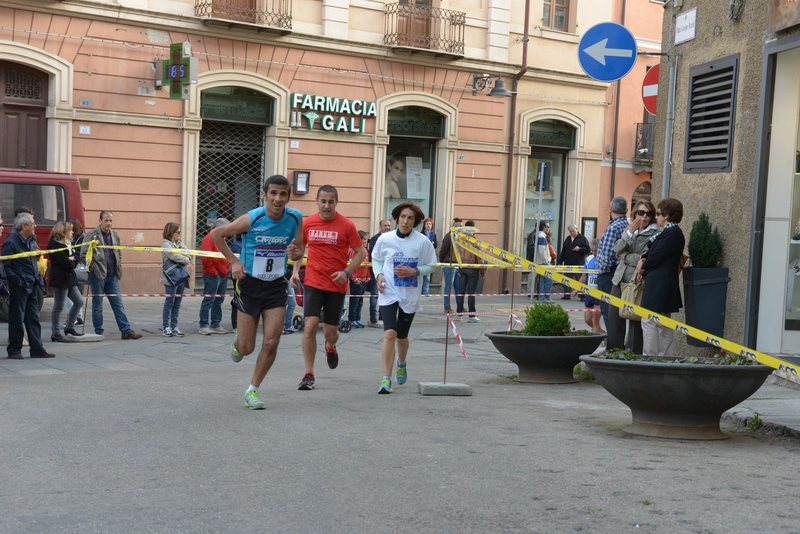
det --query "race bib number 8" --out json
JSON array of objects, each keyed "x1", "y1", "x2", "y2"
[{"x1": 253, "y1": 249, "x2": 286, "y2": 281}]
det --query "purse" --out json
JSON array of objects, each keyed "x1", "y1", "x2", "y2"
[
  {"x1": 619, "y1": 280, "x2": 644, "y2": 321},
  {"x1": 163, "y1": 259, "x2": 190, "y2": 287},
  {"x1": 74, "y1": 262, "x2": 89, "y2": 284}
]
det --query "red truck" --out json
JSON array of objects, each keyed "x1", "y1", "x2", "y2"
[{"x1": 0, "y1": 169, "x2": 85, "y2": 320}]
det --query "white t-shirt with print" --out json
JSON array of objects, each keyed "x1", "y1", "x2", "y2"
[{"x1": 372, "y1": 230, "x2": 437, "y2": 314}]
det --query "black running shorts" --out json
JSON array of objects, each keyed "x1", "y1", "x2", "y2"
[
  {"x1": 380, "y1": 302, "x2": 416, "y2": 339},
  {"x1": 303, "y1": 285, "x2": 346, "y2": 326},
  {"x1": 233, "y1": 275, "x2": 288, "y2": 316}
]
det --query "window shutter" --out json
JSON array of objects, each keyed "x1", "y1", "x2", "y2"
[{"x1": 683, "y1": 54, "x2": 739, "y2": 173}]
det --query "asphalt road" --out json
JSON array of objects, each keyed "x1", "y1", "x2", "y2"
[{"x1": 1, "y1": 296, "x2": 798, "y2": 533}]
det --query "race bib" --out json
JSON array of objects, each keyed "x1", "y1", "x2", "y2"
[{"x1": 253, "y1": 248, "x2": 286, "y2": 281}]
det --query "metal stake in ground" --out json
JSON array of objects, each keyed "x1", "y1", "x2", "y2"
[{"x1": 418, "y1": 313, "x2": 473, "y2": 397}]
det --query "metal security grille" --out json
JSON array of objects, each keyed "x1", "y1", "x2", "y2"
[
  {"x1": 197, "y1": 121, "x2": 265, "y2": 248},
  {"x1": 5, "y1": 68, "x2": 42, "y2": 100},
  {"x1": 683, "y1": 54, "x2": 739, "y2": 173}
]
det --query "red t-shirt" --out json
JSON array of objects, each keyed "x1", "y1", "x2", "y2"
[{"x1": 303, "y1": 212, "x2": 362, "y2": 292}]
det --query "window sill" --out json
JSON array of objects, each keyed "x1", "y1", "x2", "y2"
[{"x1": 533, "y1": 27, "x2": 580, "y2": 44}]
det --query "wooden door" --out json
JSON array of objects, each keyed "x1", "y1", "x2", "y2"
[
  {"x1": 0, "y1": 62, "x2": 48, "y2": 170},
  {"x1": 398, "y1": 0, "x2": 433, "y2": 49},
  {"x1": 212, "y1": 0, "x2": 257, "y2": 22}
]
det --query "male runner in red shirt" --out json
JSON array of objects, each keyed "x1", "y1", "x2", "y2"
[{"x1": 291, "y1": 185, "x2": 366, "y2": 390}]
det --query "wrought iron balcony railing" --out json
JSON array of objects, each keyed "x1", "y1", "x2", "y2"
[
  {"x1": 634, "y1": 122, "x2": 655, "y2": 163},
  {"x1": 384, "y1": 3, "x2": 465, "y2": 59},
  {"x1": 196, "y1": 0, "x2": 292, "y2": 34}
]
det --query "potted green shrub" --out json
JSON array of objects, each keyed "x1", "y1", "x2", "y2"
[
  {"x1": 485, "y1": 302, "x2": 606, "y2": 383},
  {"x1": 580, "y1": 349, "x2": 773, "y2": 440},
  {"x1": 683, "y1": 212, "x2": 730, "y2": 347}
]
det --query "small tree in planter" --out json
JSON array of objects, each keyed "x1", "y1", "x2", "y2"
[
  {"x1": 486, "y1": 302, "x2": 605, "y2": 383},
  {"x1": 687, "y1": 212, "x2": 722, "y2": 268},
  {"x1": 684, "y1": 212, "x2": 729, "y2": 347}
]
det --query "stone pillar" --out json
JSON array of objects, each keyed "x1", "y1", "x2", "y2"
[
  {"x1": 487, "y1": 0, "x2": 511, "y2": 62},
  {"x1": 322, "y1": 0, "x2": 349, "y2": 40}
]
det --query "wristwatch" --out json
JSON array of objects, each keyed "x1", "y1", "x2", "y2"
[{"x1": 414, "y1": 268, "x2": 420, "y2": 277}]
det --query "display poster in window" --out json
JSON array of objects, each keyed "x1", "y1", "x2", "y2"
[
  {"x1": 385, "y1": 152, "x2": 406, "y2": 199},
  {"x1": 526, "y1": 158, "x2": 554, "y2": 196},
  {"x1": 405, "y1": 157, "x2": 424, "y2": 198}
]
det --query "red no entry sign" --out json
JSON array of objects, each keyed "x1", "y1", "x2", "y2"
[{"x1": 642, "y1": 64, "x2": 659, "y2": 116}]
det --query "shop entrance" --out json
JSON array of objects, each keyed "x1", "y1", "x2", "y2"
[
  {"x1": 384, "y1": 106, "x2": 444, "y2": 226},
  {"x1": 196, "y1": 86, "x2": 273, "y2": 248},
  {"x1": 757, "y1": 47, "x2": 800, "y2": 355},
  {"x1": 197, "y1": 122, "x2": 265, "y2": 247}
]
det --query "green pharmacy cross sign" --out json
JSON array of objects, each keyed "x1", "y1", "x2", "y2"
[{"x1": 163, "y1": 42, "x2": 197, "y2": 100}]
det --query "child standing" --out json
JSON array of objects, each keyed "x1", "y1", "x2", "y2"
[{"x1": 347, "y1": 230, "x2": 371, "y2": 328}]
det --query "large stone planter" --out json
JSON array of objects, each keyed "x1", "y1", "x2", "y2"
[
  {"x1": 486, "y1": 332, "x2": 607, "y2": 383},
  {"x1": 580, "y1": 355, "x2": 773, "y2": 440}
]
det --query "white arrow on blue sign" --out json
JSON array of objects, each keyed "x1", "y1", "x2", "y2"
[{"x1": 578, "y1": 22, "x2": 638, "y2": 83}]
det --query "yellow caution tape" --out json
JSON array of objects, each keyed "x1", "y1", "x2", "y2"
[
  {"x1": 0, "y1": 241, "x2": 92, "y2": 261},
  {"x1": 453, "y1": 231, "x2": 799, "y2": 376}
]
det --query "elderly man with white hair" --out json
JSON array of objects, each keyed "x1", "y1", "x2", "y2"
[
  {"x1": 596, "y1": 195, "x2": 630, "y2": 349},
  {"x1": 558, "y1": 224, "x2": 590, "y2": 300},
  {"x1": 2, "y1": 212, "x2": 54, "y2": 359}
]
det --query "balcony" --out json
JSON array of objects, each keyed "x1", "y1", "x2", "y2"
[
  {"x1": 196, "y1": 0, "x2": 292, "y2": 35},
  {"x1": 633, "y1": 122, "x2": 655, "y2": 174},
  {"x1": 384, "y1": 3, "x2": 465, "y2": 60}
]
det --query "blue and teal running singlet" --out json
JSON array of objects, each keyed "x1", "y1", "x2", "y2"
[{"x1": 240, "y1": 206, "x2": 302, "y2": 281}]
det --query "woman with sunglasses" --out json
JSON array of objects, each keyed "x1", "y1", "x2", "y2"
[
  {"x1": 636, "y1": 198, "x2": 686, "y2": 356},
  {"x1": 159, "y1": 222, "x2": 191, "y2": 337},
  {"x1": 612, "y1": 200, "x2": 658, "y2": 353}
]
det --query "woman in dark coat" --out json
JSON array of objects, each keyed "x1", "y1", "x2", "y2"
[
  {"x1": 48, "y1": 221, "x2": 84, "y2": 342},
  {"x1": 636, "y1": 198, "x2": 685, "y2": 356}
]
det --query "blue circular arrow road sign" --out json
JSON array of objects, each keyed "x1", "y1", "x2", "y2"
[{"x1": 578, "y1": 22, "x2": 638, "y2": 83}]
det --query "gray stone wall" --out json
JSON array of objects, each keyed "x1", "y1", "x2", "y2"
[{"x1": 651, "y1": 0, "x2": 768, "y2": 350}]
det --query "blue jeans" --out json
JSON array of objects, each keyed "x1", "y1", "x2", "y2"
[
  {"x1": 163, "y1": 283, "x2": 185, "y2": 330},
  {"x1": 596, "y1": 271, "x2": 614, "y2": 331},
  {"x1": 7, "y1": 285, "x2": 45, "y2": 356},
  {"x1": 456, "y1": 268, "x2": 479, "y2": 315},
  {"x1": 284, "y1": 282, "x2": 297, "y2": 329},
  {"x1": 442, "y1": 266, "x2": 460, "y2": 311},
  {"x1": 422, "y1": 274, "x2": 430, "y2": 295},
  {"x1": 52, "y1": 285, "x2": 84, "y2": 336},
  {"x1": 348, "y1": 280, "x2": 366, "y2": 321},
  {"x1": 368, "y1": 268, "x2": 378, "y2": 319},
  {"x1": 538, "y1": 275, "x2": 553, "y2": 301},
  {"x1": 199, "y1": 274, "x2": 227, "y2": 328},
  {"x1": 90, "y1": 274, "x2": 132, "y2": 335}
]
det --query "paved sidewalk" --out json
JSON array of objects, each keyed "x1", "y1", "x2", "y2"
[{"x1": 1, "y1": 295, "x2": 800, "y2": 532}]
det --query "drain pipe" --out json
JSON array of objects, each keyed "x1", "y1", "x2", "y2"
[
  {"x1": 661, "y1": 0, "x2": 678, "y2": 199},
  {"x1": 609, "y1": 0, "x2": 627, "y2": 200},
  {"x1": 501, "y1": 0, "x2": 530, "y2": 294}
]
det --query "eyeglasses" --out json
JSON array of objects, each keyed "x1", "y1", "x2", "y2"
[
  {"x1": 656, "y1": 211, "x2": 664, "y2": 216},
  {"x1": 175, "y1": 230, "x2": 182, "y2": 233},
  {"x1": 636, "y1": 210, "x2": 653, "y2": 217}
]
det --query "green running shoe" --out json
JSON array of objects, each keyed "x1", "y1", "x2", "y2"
[
  {"x1": 378, "y1": 378, "x2": 392, "y2": 394},
  {"x1": 230, "y1": 339, "x2": 243, "y2": 363},
  {"x1": 396, "y1": 361, "x2": 407, "y2": 385},
  {"x1": 244, "y1": 390, "x2": 265, "y2": 410}
]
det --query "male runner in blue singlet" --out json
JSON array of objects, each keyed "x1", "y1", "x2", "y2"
[{"x1": 212, "y1": 175, "x2": 304, "y2": 410}]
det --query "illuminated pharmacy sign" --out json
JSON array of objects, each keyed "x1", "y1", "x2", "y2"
[{"x1": 290, "y1": 93, "x2": 376, "y2": 134}]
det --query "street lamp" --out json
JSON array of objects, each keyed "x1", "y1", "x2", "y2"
[{"x1": 472, "y1": 74, "x2": 511, "y2": 97}]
